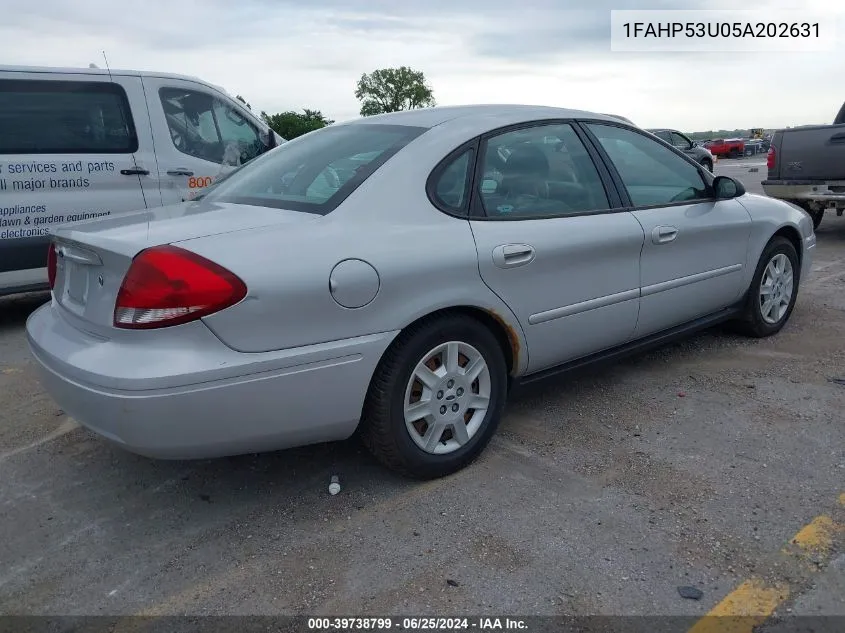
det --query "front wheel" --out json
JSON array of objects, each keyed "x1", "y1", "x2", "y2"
[
  {"x1": 360, "y1": 314, "x2": 508, "y2": 479},
  {"x1": 735, "y1": 237, "x2": 800, "y2": 338}
]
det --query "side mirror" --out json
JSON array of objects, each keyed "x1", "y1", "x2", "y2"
[{"x1": 713, "y1": 175, "x2": 745, "y2": 199}]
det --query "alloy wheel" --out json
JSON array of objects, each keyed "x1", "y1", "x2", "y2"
[
  {"x1": 402, "y1": 341, "x2": 491, "y2": 455},
  {"x1": 759, "y1": 253, "x2": 794, "y2": 325}
]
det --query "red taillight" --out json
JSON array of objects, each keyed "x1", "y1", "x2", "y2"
[
  {"x1": 47, "y1": 242, "x2": 57, "y2": 289},
  {"x1": 114, "y1": 245, "x2": 247, "y2": 330},
  {"x1": 766, "y1": 146, "x2": 776, "y2": 169}
]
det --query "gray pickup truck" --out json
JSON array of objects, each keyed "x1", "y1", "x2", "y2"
[{"x1": 762, "y1": 101, "x2": 845, "y2": 229}]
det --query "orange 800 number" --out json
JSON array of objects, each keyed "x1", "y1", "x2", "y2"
[{"x1": 188, "y1": 176, "x2": 213, "y2": 189}]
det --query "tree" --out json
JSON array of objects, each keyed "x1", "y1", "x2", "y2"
[
  {"x1": 355, "y1": 66, "x2": 436, "y2": 117},
  {"x1": 260, "y1": 109, "x2": 334, "y2": 140}
]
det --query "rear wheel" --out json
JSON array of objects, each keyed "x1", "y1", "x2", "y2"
[
  {"x1": 734, "y1": 237, "x2": 799, "y2": 338},
  {"x1": 360, "y1": 314, "x2": 508, "y2": 479}
]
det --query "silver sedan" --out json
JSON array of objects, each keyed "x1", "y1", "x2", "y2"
[{"x1": 26, "y1": 105, "x2": 816, "y2": 479}]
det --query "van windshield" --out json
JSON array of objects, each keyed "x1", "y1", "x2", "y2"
[{"x1": 203, "y1": 123, "x2": 427, "y2": 214}]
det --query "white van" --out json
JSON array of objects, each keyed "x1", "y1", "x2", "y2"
[{"x1": 0, "y1": 65, "x2": 284, "y2": 296}]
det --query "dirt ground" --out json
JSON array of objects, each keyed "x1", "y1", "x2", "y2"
[{"x1": 0, "y1": 162, "x2": 842, "y2": 625}]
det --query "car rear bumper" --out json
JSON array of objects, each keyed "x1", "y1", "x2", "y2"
[{"x1": 26, "y1": 301, "x2": 398, "y2": 459}]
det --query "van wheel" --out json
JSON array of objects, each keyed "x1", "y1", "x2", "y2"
[
  {"x1": 734, "y1": 237, "x2": 799, "y2": 338},
  {"x1": 360, "y1": 314, "x2": 508, "y2": 479}
]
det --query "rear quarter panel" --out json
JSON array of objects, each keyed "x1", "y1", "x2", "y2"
[{"x1": 184, "y1": 117, "x2": 535, "y2": 374}]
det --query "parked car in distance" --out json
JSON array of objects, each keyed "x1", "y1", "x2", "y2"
[
  {"x1": 0, "y1": 65, "x2": 284, "y2": 298},
  {"x1": 744, "y1": 140, "x2": 765, "y2": 156},
  {"x1": 27, "y1": 104, "x2": 815, "y2": 479},
  {"x1": 647, "y1": 128, "x2": 716, "y2": 171},
  {"x1": 762, "y1": 99, "x2": 845, "y2": 229},
  {"x1": 705, "y1": 138, "x2": 746, "y2": 158}
]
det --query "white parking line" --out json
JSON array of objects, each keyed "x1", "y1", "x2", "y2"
[{"x1": 719, "y1": 163, "x2": 766, "y2": 168}]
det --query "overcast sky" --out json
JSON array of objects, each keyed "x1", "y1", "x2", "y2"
[{"x1": 2, "y1": 0, "x2": 843, "y2": 131}]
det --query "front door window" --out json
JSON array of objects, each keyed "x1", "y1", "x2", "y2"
[
  {"x1": 159, "y1": 88, "x2": 268, "y2": 166},
  {"x1": 586, "y1": 124, "x2": 710, "y2": 207}
]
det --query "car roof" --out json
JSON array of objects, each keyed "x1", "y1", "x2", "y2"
[
  {"x1": 0, "y1": 64, "x2": 227, "y2": 94},
  {"x1": 343, "y1": 105, "x2": 623, "y2": 129},
  {"x1": 602, "y1": 114, "x2": 636, "y2": 125}
]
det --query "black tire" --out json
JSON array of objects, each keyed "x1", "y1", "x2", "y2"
[
  {"x1": 701, "y1": 159, "x2": 713, "y2": 172},
  {"x1": 734, "y1": 236, "x2": 800, "y2": 338},
  {"x1": 359, "y1": 314, "x2": 508, "y2": 479}
]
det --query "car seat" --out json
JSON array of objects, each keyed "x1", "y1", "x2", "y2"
[{"x1": 500, "y1": 144, "x2": 550, "y2": 198}]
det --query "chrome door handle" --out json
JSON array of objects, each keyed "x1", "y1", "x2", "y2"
[
  {"x1": 167, "y1": 168, "x2": 195, "y2": 176},
  {"x1": 652, "y1": 226, "x2": 679, "y2": 244},
  {"x1": 492, "y1": 244, "x2": 535, "y2": 268}
]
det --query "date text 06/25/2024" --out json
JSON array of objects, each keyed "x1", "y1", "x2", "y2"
[{"x1": 306, "y1": 617, "x2": 528, "y2": 630}]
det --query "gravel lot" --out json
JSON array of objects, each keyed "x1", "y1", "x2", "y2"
[{"x1": 0, "y1": 161, "x2": 842, "y2": 622}]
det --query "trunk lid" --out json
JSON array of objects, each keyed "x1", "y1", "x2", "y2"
[{"x1": 50, "y1": 200, "x2": 319, "y2": 334}]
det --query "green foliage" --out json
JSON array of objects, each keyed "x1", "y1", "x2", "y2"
[
  {"x1": 355, "y1": 66, "x2": 436, "y2": 117},
  {"x1": 260, "y1": 109, "x2": 334, "y2": 140}
]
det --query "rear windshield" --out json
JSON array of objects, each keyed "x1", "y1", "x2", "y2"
[{"x1": 203, "y1": 123, "x2": 427, "y2": 214}]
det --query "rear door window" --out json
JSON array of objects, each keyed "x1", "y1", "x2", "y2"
[
  {"x1": 0, "y1": 79, "x2": 137, "y2": 154},
  {"x1": 477, "y1": 123, "x2": 610, "y2": 218}
]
